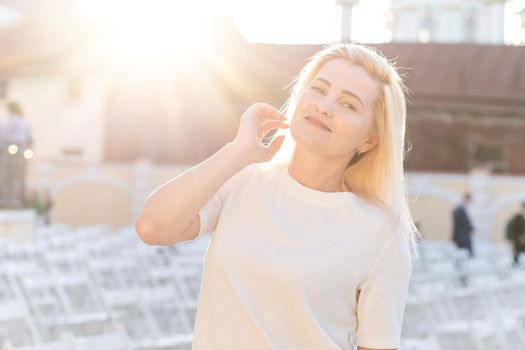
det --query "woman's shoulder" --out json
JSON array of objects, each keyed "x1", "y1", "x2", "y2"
[
  {"x1": 229, "y1": 161, "x2": 277, "y2": 186},
  {"x1": 351, "y1": 195, "x2": 391, "y2": 225},
  {"x1": 239, "y1": 161, "x2": 283, "y2": 179}
]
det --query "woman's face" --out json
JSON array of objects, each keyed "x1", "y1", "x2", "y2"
[{"x1": 290, "y1": 58, "x2": 380, "y2": 160}]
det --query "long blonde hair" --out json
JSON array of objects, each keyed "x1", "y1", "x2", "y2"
[{"x1": 274, "y1": 43, "x2": 420, "y2": 256}]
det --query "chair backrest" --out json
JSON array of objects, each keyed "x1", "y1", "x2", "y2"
[
  {"x1": 72, "y1": 328, "x2": 130, "y2": 350},
  {"x1": 2, "y1": 337, "x2": 73, "y2": 350},
  {"x1": 0, "y1": 300, "x2": 40, "y2": 347},
  {"x1": 432, "y1": 321, "x2": 479, "y2": 350}
]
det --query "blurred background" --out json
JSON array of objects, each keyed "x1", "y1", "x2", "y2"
[{"x1": 0, "y1": 0, "x2": 525, "y2": 349}]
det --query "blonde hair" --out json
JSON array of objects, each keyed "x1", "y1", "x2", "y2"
[{"x1": 274, "y1": 43, "x2": 420, "y2": 257}]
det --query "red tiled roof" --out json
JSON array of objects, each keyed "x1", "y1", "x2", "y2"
[
  {"x1": 239, "y1": 42, "x2": 525, "y2": 110},
  {"x1": 374, "y1": 42, "x2": 525, "y2": 109}
]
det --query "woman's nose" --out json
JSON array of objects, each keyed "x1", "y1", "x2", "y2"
[{"x1": 316, "y1": 98, "x2": 333, "y2": 117}]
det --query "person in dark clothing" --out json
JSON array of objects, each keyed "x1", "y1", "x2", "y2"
[
  {"x1": 42, "y1": 190, "x2": 53, "y2": 225},
  {"x1": 452, "y1": 192, "x2": 474, "y2": 258},
  {"x1": 507, "y1": 202, "x2": 525, "y2": 267}
]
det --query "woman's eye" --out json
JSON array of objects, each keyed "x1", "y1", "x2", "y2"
[
  {"x1": 312, "y1": 86, "x2": 324, "y2": 94},
  {"x1": 343, "y1": 103, "x2": 356, "y2": 111}
]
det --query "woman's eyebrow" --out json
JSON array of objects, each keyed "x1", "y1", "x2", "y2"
[{"x1": 314, "y1": 77, "x2": 364, "y2": 110}]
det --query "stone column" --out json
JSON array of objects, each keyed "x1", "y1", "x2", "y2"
[
  {"x1": 336, "y1": 0, "x2": 359, "y2": 42},
  {"x1": 468, "y1": 165, "x2": 491, "y2": 241},
  {"x1": 483, "y1": 0, "x2": 506, "y2": 44}
]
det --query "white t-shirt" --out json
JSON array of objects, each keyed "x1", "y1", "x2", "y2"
[{"x1": 192, "y1": 161, "x2": 412, "y2": 350}]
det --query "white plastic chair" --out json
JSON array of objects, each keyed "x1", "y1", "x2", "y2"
[
  {"x1": 432, "y1": 320, "x2": 481, "y2": 349},
  {"x1": 138, "y1": 286, "x2": 193, "y2": 348},
  {"x1": 0, "y1": 300, "x2": 40, "y2": 347},
  {"x1": 2, "y1": 336, "x2": 73, "y2": 350},
  {"x1": 100, "y1": 288, "x2": 155, "y2": 341},
  {"x1": 400, "y1": 337, "x2": 440, "y2": 350},
  {"x1": 72, "y1": 326, "x2": 131, "y2": 350}
]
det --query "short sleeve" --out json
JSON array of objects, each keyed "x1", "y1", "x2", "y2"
[
  {"x1": 354, "y1": 232, "x2": 413, "y2": 349},
  {"x1": 196, "y1": 164, "x2": 254, "y2": 239}
]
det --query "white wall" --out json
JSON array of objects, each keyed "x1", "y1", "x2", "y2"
[{"x1": 5, "y1": 75, "x2": 107, "y2": 164}]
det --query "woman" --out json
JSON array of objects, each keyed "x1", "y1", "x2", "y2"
[{"x1": 136, "y1": 43, "x2": 419, "y2": 350}]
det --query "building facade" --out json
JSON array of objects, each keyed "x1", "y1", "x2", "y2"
[{"x1": 0, "y1": 1, "x2": 524, "y2": 242}]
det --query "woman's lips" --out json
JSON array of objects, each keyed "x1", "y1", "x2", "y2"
[{"x1": 305, "y1": 116, "x2": 332, "y2": 132}]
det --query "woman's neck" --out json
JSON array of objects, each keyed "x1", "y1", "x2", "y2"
[{"x1": 287, "y1": 149, "x2": 349, "y2": 193}]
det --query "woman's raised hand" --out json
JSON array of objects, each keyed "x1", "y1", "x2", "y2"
[{"x1": 231, "y1": 103, "x2": 290, "y2": 164}]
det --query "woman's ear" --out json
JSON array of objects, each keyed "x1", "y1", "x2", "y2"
[{"x1": 358, "y1": 135, "x2": 378, "y2": 153}]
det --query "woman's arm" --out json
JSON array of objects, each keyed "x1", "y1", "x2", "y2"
[
  {"x1": 135, "y1": 142, "x2": 252, "y2": 245},
  {"x1": 135, "y1": 103, "x2": 289, "y2": 246}
]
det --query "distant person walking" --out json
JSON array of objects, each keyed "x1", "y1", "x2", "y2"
[
  {"x1": 3, "y1": 101, "x2": 31, "y2": 147},
  {"x1": 0, "y1": 101, "x2": 32, "y2": 208},
  {"x1": 452, "y1": 192, "x2": 475, "y2": 258},
  {"x1": 506, "y1": 202, "x2": 525, "y2": 267}
]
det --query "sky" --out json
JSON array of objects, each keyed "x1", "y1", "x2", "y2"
[
  {"x1": 0, "y1": 0, "x2": 524, "y2": 44},
  {"x1": 229, "y1": 0, "x2": 525, "y2": 45},
  {"x1": 229, "y1": 0, "x2": 392, "y2": 44}
]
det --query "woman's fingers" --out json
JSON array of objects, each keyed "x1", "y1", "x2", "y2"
[
  {"x1": 234, "y1": 103, "x2": 289, "y2": 163},
  {"x1": 256, "y1": 120, "x2": 289, "y2": 140},
  {"x1": 254, "y1": 103, "x2": 287, "y2": 123},
  {"x1": 260, "y1": 119, "x2": 290, "y2": 131}
]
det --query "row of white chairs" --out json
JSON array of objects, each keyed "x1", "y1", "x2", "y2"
[
  {"x1": 401, "y1": 239, "x2": 525, "y2": 349},
  {"x1": 2, "y1": 224, "x2": 524, "y2": 350},
  {"x1": 0, "y1": 224, "x2": 208, "y2": 349},
  {"x1": 402, "y1": 309, "x2": 525, "y2": 350}
]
